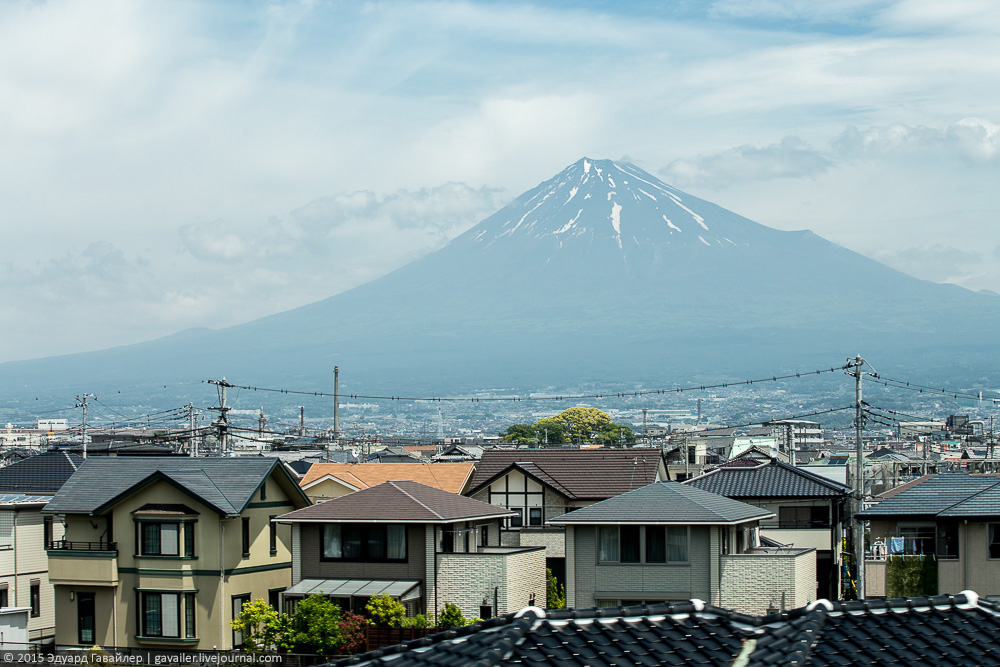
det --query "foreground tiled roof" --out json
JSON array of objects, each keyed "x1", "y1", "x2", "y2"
[
  {"x1": 0, "y1": 451, "x2": 83, "y2": 494},
  {"x1": 549, "y1": 482, "x2": 773, "y2": 525},
  {"x1": 466, "y1": 449, "x2": 664, "y2": 499},
  {"x1": 858, "y1": 472, "x2": 1000, "y2": 519},
  {"x1": 331, "y1": 592, "x2": 1000, "y2": 667},
  {"x1": 43, "y1": 457, "x2": 308, "y2": 516},
  {"x1": 277, "y1": 480, "x2": 514, "y2": 524},
  {"x1": 300, "y1": 462, "x2": 475, "y2": 494},
  {"x1": 685, "y1": 458, "x2": 851, "y2": 498}
]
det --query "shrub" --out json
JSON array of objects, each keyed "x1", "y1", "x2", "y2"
[
  {"x1": 366, "y1": 594, "x2": 405, "y2": 627},
  {"x1": 438, "y1": 602, "x2": 467, "y2": 629},
  {"x1": 546, "y1": 568, "x2": 565, "y2": 609}
]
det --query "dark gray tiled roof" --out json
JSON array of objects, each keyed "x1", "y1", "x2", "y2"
[
  {"x1": 0, "y1": 451, "x2": 84, "y2": 494},
  {"x1": 467, "y1": 449, "x2": 665, "y2": 500},
  {"x1": 331, "y1": 592, "x2": 1000, "y2": 667},
  {"x1": 548, "y1": 482, "x2": 772, "y2": 525},
  {"x1": 685, "y1": 458, "x2": 851, "y2": 498},
  {"x1": 42, "y1": 457, "x2": 307, "y2": 516},
  {"x1": 858, "y1": 473, "x2": 1000, "y2": 519},
  {"x1": 276, "y1": 480, "x2": 515, "y2": 524}
]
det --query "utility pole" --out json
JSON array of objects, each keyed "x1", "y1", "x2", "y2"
[
  {"x1": 847, "y1": 355, "x2": 866, "y2": 599},
  {"x1": 332, "y1": 367, "x2": 342, "y2": 445},
  {"x1": 642, "y1": 408, "x2": 648, "y2": 443},
  {"x1": 299, "y1": 406, "x2": 305, "y2": 436},
  {"x1": 75, "y1": 393, "x2": 95, "y2": 459},
  {"x1": 258, "y1": 407, "x2": 267, "y2": 438},
  {"x1": 188, "y1": 403, "x2": 197, "y2": 458},
  {"x1": 207, "y1": 378, "x2": 232, "y2": 456},
  {"x1": 788, "y1": 423, "x2": 796, "y2": 467}
]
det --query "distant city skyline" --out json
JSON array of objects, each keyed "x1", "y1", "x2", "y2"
[{"x1": 2, "y1": 0, "x2": 999, "y2": 363}]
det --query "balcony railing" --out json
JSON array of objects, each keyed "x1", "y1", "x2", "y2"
[{"x1": 48, "y1": 539, "x2": 117, "y2": 552}]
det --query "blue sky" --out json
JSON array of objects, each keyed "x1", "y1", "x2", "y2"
[{"x1": 2, "y1": 0, "x2": 999, "y2": 362}]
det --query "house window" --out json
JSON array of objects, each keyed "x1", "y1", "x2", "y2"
[
  {"x1": 269, "y1": 516, "x2": 277, "y2": 555},
  {"x1": 529, "y1": 507, "x2": 543, "y2": 526},
  {"x1": 242, "y1": 517, "x2": 251, "y2": 557},
  {"x1": 140, "y1": 522, "x2": 194, "y2": 557},
  {"x1": 599, "y1": 526, "x2": 619, "y2": 562},
  {"x1": 184, "y1": 593, "x2": 196, "y2": 638},
  {"x1": 140, "y1": 592, "x2": 192, "y2": 638},
  {"x1": 899, "y1": 525, "x2": 936, "y2": 555},
  {"x1": 0, "y1": 586, "x2": 7, "y2": 607},
  {"x1": 509, "y1": 509, "x2": 523, "y2": 528},
  {"x1": 260, "y1": 482, "x2": 267, "y2": 501},
  {"x1": 323, "y1": 524, "x2": 406, "y2": 561},
  {"x1": 646, "y1": 526, "x2": 666, "y2": 563},
  {"x1": 44, "y1": 516, "x2": 53, "y2": 549},
  {"x1": 30, "y1": 581, "x2": 40, "y2": 617},
  {"x1": 989, "y1": 525, "x2": 1000, "y2": 559},
  {"x1": 232, "y1": 594, "x2": 250, "y2": 647},
  {"x1": 78, "y1": 593, "x2": 95, "y2": 644},
  {"x1": 620, "y1": 526, "x2": 641, "y2": 563},
  {"x1": 480, "y1": 525, "x2": 489, "y2": 547},
  {"x1": 599, "y1": 526, "x2": 687, "y2": 563},
  {"x1": 268, "y1": 588, "x2": 285, "y2": 610},
  {"x1": 667, "y1": 527, "x2": 688, "y2": 562},
  {"x1": 778, "y1": 506, "x2": 830, "y2": 529}
]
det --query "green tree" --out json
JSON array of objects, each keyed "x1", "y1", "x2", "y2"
[
  {"x1": 525, "y1": 408, "x2": 633, "y2": 446},
  {"x1": 438, "y1": 602, "x2": 467, "y2": 629},
  {"x1": 501, "y1": 424, "x2": 539, "y2": 444},
  {"x1": 532, "y1": 418, "x2": 567, "y2": 445},
  {"x1": 285, "y1": 594, "x2": 345, "y2": 656},
  {"x1": 546, "y1": 568, "x2": 565, "y2": 610},
  {"x1": 366, "y1": 593, "x2": 405, "y2": 627},
  {"x1": 231, "y1": 598, "x2": 282, "y2": 652}
]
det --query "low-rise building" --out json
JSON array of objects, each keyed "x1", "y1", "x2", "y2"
[
  {"x1": 275, "y1": 480, "x2": 546, "y2": 622},
  {"x1": 549, "y1": 482, "x2": 816, "y2": 615},
  {"x1": 298, "y1": 462, "x2": 475, "y2": 502},
  {"x1": 42, "y1": 457, "x2": 310, "y2": 650},
  {"x1": 684, "y1": 457, "x2": 851, "y2": 599},
  {"x1": 858, "y1": 472, "x2": 1000, "y2": 598}
]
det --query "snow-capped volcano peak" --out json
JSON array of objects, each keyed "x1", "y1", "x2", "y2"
[{"x1": 460, "y1": 158, "x2": 763, "y2": 260}]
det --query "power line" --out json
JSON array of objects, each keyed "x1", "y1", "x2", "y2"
[
  {"x1": 867, "y1": 374, "x2": 995, "y2": 403},
  {"x1": 202, "y1": 366, "x2": 849, "y2": 404}
]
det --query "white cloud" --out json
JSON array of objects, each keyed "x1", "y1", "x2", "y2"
[{"x1": 660, "y1": 137, "x2": 832, "y2": 188}]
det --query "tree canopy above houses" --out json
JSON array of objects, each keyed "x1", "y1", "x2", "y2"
[{"x1": 501, "y1": 407, "x2": 634, "y2": 446}]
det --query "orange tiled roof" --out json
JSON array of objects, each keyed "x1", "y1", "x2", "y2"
[{"x1": 300, "y1": 462, "x2": 475, "y2": 494}]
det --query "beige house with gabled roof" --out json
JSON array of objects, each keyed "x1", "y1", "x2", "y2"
[
  {"x1": 299, "y1": 462, "x2": 475, "y2": 502},
  {"x1": 42, "y1": 457, "x2": 309, "y2": 650}
]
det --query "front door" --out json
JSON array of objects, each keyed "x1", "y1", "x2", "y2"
[{"x1": 78, "y1": 593, "x2": 95, "y2": 645}]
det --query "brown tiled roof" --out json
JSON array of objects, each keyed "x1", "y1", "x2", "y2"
[
  {"x1": 299, "y1": 462, "x2": 474, "y2": 494},
  {"x1": 466, "y1": 449, "x2": 665, "y2": 500},
  {"x1": 276, "y1": 480, "x2": 514, "y2": 524}
]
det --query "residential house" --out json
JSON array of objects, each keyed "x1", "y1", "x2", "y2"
[
  {"x1": 42, "y1": 457, "x2": 310, "y2": 650},
  {"x1": 332, "y1": 591, "x2": 1000, "y2": 667},
  {"x1": 857, "y1": 472, "x2": 1000, "y2": 598},
  {"x1": 684, "y1": 457, "x2": 851, "y2": 599},
  {"x1": 463, "y1": 449, "x2": 669, "y2": 582},
  {"x1": 549, "y1": 482, "x2": 816, "y2": 615},
  {"x1": 0, "y1": 451, "x2": 83, "y2": 645},
  {"x1": 298, "y1": 462, "x2": 475, "y2": 503},
  {"x1": 275, "y1": 480, "x2": 546, "y2": 622}
]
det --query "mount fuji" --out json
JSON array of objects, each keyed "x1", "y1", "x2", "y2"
[{"x1": 2, "y1": 158, "x2": 998, "y2": 400}]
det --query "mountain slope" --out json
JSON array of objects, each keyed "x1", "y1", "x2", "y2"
[{"x1": 2, "y1": 158, "x2": 997, "y2": 399}]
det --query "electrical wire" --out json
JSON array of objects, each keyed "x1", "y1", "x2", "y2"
[{"x1": 202, "y1": 365, "x2": 849, "y2": 404}]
